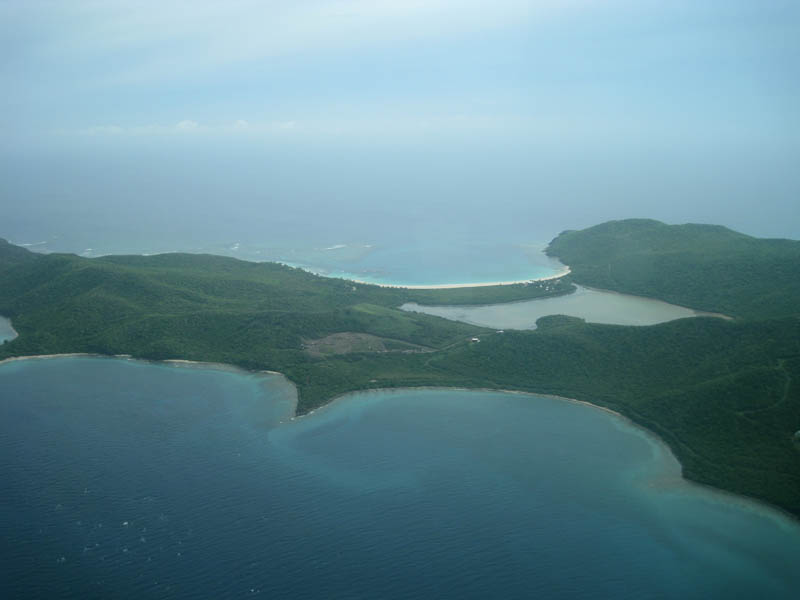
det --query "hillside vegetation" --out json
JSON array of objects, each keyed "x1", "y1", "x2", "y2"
[
  {"x1": 546, "y1": 219, "x2": 800, "y2": 318},
  {"x1": 1, "y1": 221, "x2": 799, "y2": 517}
]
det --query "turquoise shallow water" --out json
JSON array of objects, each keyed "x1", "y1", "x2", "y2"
[
  {"x1": 1, "y1": 357, "x2": 799, "y2": 599},
  {"x1": 6, "y1": 235, "x2": 564, "y2": 287},
  {"x1": 2, "y1": 163, "x2": 569, "y2": 287},
  {"x1": 291, "y1": 241, "x2": 565, "y2": 286}
]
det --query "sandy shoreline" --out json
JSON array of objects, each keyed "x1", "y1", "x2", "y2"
[
  {"x1": 308, "y1": 384, "x2": 624, "y2": 421},
  {"x1": 0, "y1": 354, "x2": 615, "y2": 424},
  {"x1": 293, "y1": 384, "x2": 800, "y2": 524},
  {"x1": 0, "y1": 353, "x2": 280, "y2": 379},
  {"x1": 162, "y1": 358, "x2": 284, "y2": 376},
  {"x1": 0, "y1": 353, "x2": 299, "y2": 415},
  {"x1": 349, "y1": 265, "x2": 571, "y2": 289},
  {"x1": 2, "y1": 354, "x2": 797, "y2": 529},
  {"x1": 0, "y1": 353, "x2": 93, "y2": 365}
]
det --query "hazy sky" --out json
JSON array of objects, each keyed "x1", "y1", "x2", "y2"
[{"x1": 2, "y1": 0, "x2": 799, "y2": 244}]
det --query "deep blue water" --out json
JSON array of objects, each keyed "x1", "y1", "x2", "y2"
[{"x1": 2, "y1": 357, "x2": 799, "y2": 599}]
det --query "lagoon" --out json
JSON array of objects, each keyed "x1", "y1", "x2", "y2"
[
  {"x1": 1, "y1": 356, "x2": 798, "y2": 599},
  {"x1": 402, "y1": 285, "x2": 726, "y2": 329}
]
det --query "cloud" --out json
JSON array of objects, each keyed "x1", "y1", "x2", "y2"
[
  {"x1": 69, "y1": 115, "x2": 533, "y2": 139},
  {"x1": 175, "y1": 120, "x2": 200, "y2": 132},
  {"x1": 81, "y1": 125, "x2": 125, "y2": 136},
  {"x1": 73, "y1": 119, "x2": 292, "y2": 137}
]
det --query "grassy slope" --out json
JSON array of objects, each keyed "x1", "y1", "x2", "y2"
[{"x1": 1, "y1": 223, "x2": 799, "y2": 516}]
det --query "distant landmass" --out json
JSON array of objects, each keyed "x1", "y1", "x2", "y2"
[{"x1": 1, "y1": 220, "x2": 798, "y2": 517}]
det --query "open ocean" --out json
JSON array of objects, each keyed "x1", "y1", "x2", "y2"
[
  {"x1": 0, "y1": 144, "x2": 577, "y2": 287},
  {"x1": 2, "y1": 357, "x2": 799, "y2": 599},
  {"x1": 4, "y1": 139, "x2": 799, "y2": 287}
]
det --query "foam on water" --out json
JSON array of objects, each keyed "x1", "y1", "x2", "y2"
[{"x1": 7, "y1": 233, "x2": 566, "y2": 287}]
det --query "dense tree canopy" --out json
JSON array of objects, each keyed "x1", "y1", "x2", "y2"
[{"x1": 1, "y1": 220, "x2": 799, "y2": 516}]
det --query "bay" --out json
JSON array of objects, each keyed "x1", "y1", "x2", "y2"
[
  {"x1": 1, "y1": 357, "x2": 798, "y2": 599},
  {"x1": 3, "y1": 234, "x2": 564, "y2": 288}
]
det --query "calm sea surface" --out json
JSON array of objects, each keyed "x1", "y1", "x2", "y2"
[
  {"x1": 2, "y1": 188, "x2": 565, "y2": 287},
  {"x1": 6, "y1": 236, "x2": 564, "y2": 288},
  {"x1": 2, "y1": 357, "x2": 799, "y2": 599},
  {"x1": 402, "y1": 285, "x2": 726, "y2": 329}
]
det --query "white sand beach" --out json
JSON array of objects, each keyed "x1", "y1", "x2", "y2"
[{"x1": 350, "y1": 265, "x2": 571, "y2": 289}]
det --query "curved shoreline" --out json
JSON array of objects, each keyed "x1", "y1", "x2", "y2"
[
  {"x1": 0, "y1": 353, "x2": 300, "y2": 417},
  {"x1": 280, "y1": 382, "x2": 800, "y2": 527},
  {"x1": 298, "y1": 384, "x2": 625, "y2": 422},
  {"x1": 0, "y1": 353, "x2": 284, "y2": 381},
  {"x1": 1, "y1": 352, "x2": 798, "y2": 526},
  {"x1": 400, "y1": 284, "x2": 733, "y2": 331},
  {"x1": 578, "y1": 285, "x2": 734, "y2": 320},
  {"x1": 348, "y1": 265, "x2": 571, "y2": 289}
]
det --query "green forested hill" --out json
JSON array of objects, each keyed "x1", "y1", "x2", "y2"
[
  {"x1": 546, "y1": 219, "x2": 800, "y2": 318},
  {"x1": 0, "y1": 249, "x2": 482, "y2": 363},
  {"x1": 0, "y1": 238, "x2": 41, "y2": 271},
  {"x1": 430, "y1": 316, "x2": 800, "y2": 514},
  {"x1": 1, "y1": 224, "x2": 799, "y2": 517},
  {"x1": 0, "y1": 244, "x2": 569, "y2": 374}
]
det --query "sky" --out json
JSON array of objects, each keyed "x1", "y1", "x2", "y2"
[{"x1": 2, "y1": 0, "x2": 799, "y2": 249}]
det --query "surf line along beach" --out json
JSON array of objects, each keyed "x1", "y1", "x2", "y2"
[{"x1": 347, "y1": 265, "x2": 571, "y2": 289}]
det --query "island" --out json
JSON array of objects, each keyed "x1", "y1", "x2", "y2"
[{"x1": 1, "y1": 219, "x2": 798, "y2": 517}]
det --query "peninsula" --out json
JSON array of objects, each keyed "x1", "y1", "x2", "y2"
[{"x1": 1, "y1": 219, "x2": 798, "y2": 517}]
